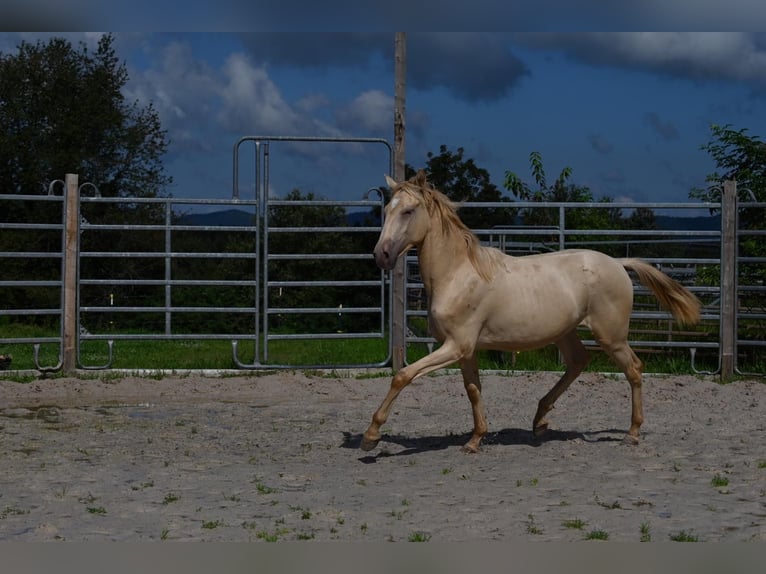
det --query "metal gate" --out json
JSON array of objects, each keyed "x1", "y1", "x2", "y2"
[
  {"x1": 1, "y1": 136, "x2": 392, "y2": 372},
  {"x1": 231, "y1": 136, "x2": 393, "y2": 368}
]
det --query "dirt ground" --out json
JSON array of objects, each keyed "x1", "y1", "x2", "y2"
[{"x1": 0, "y1": 369, "x2": 764, "y2": 542}]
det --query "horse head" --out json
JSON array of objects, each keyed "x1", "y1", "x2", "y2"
[{"x1": 373, "y1": 171, "x2": 433, "y2": 271}]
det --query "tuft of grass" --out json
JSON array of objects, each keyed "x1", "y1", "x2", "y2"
[
  {"x1": 162, "y1": 493, "x2": 179, "y2": 505},
  {"x1": 669, "y1": 530, "x2": 699, "y2": 542},
  {"x1": 253, "y1": 478, "x2": 277, "y2": 494},
  {"x1": 201, "y1": 519, "x2": 223, "y2": 529},
  {"x1": 408, "y1": 531, "x2": 431, "y2": 542},
  {"x1": 585, "y1": 529, "x2": 609, "y2": 541},
  {"x1": 562, "y1": 518, "x2": 586, "y2": 530},
  {"x1": 640, "y1": 522, "x2": 651, "y2": 542},
  {"x1": 526, "y1": 514, "x2": 543, "y2": 535},
  {"x1": 87, "y1": 506, "x2": 106, "y2": 515},
  {"x1": 711, "y1": 474, "x2": 729, "y2": 488}
]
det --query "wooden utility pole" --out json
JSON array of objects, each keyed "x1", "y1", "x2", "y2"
[{"x1": 391, "y1": 32, "x2": 407, "y2": 370}]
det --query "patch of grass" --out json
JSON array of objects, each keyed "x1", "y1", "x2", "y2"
[
  {"x1": 253, "y1": 478, "x2": 277, "y2": 494},
  {"x1": 585, "y1": 529, "x2": 609, "y2": 541},
  {"x1": 669, "y1": 530, "x2": 699, "y2": 542},
  {"x1": 0, "y1": 505, "x2": 29, "y2": 519},
  {"x1": 408, "y1": 531, "x2": 431, "y2": 542},
  {"x1": 757, "y1": 460, "x2": 766, "y2": 469},
  {"x1": 562, "y1": 518, "x2": 586, "y2": 530},
  {"x1": 296, "y1": 531, "x2": 315, "y2": 540},
  {"x1": 87, "y1": 506, "x2": 106, "y2": 515},
  {"x1": 526, "y1": 514, "x2": 543, "y2": 535},
  {"x1": 162, "y1": 493, "x2": 179, "y2": 505},
  {"x1": 201, "y1": 519, "x2": 223, "y2": 529},
  {"x1": 711, "y1": 474, "x2": 730, "y2": 488},
  {"x1": 1, "y1": 320, "x2": 719, "y2": 373},
  {"x1": 640, "y1": 522, "x2": 651, "y2": 542}
]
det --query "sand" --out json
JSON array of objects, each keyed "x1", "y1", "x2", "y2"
[{"x1": 0, "y1": 370, "x2": 764, "y2": 542}]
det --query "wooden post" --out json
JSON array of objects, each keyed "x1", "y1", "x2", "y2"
[
  {"x1": 391, "y1": 32, "x2": 407, "y2": 371},
  {"x1": 719, "y1": 180, "x2": 737, "y2": 381},
  {"x1": 62, "y1": 173, "x2": 80, "y2": 374}
]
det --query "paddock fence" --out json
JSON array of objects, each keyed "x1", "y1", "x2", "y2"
[{"x1": 1, "y1": 169, "x2": 762, "y2": 379}]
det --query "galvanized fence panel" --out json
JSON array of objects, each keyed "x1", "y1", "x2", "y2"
[
  {"x1": 2, "y1": 179, "x2": 762, "y2": 377},
  {"x1": 0, "y1": 183, "x2": 67, "y2": 371},
  {"x1": 734, "y1": 195, "x2": 766, "y2": 375}
]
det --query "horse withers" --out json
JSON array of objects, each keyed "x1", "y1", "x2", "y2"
[{"x1": 362, "y1": 170, "x2": 701, "y2": 453}]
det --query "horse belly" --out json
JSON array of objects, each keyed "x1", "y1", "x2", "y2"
[{"x1": 476, "y1": 277, "x2": 588, "y2": 351}]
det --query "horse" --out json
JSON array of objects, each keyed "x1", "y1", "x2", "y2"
[{"x1": 361, "y1": 170, "x2": 701, "y2": 453}]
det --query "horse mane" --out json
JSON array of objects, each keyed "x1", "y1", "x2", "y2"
[{"x1": 401, "y1": 170, "x2": 502, "y2": 282}]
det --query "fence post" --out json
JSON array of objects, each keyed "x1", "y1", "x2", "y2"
[
  {"x1": 62, "y1": 173, "x2": 80, "y2": 374},
  {"x1": 719, "y1": 180, "x2": 737, "y2": 381}
]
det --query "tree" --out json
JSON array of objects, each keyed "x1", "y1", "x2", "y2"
[
  {"x1": 692, "y1": 125, "x2": 765, "y2": 357},
  {"x1": 690, "y1": 124, "x2": 766, "y2": 205},
  {"x1": 503, "y1": 151, "x2": 622, "y2": 232},
  {"x1": 0, "y1": 34, "x2": 171, "y2": 198},
  {"x1": 0, "y1": 34, "x2": 172, "y2": 327},
  {"x1": 405, "y1": 145, "x2": 515, "y2": 230}
]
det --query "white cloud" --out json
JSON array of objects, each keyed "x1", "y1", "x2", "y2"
[
  {"x1": 517, "y1": 32, "x2": 766, "y2": 92},
  {"x1": 335, "y1": 90, "x2": 392, "y2": 134},
  {"x1": 124, "y1": 40, "x2": 219, "y2": 152}
]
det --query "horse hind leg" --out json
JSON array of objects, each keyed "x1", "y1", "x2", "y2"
[
  {"x1": 597, "y1": 339, "x2": 644, "y2": 444},
  {"x1": 533, "y1": 331, "x2": 590, "y2": 437}
]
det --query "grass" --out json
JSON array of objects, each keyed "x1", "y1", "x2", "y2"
[
  {"x1": 562, "y1": 518, "x2": 586, "y2": 530},
  {"x1": 408, "y1": 531, "x2": 431, "y2": 542},
  {"x1": 711, "y1": 474, "x2": 730, "y2": 488},
  {"x1": 585, "y1": 529, "x2": 609, "y2": 541},
  {"x1": 0, "y1": 321, "x2": 732, "y2": 374},
  {"x1": 669, "y1": 530, "x2": 699, "y2": 542},
  {"x1": 640, "y1": 522, "x2": 651, "y2": 542}
]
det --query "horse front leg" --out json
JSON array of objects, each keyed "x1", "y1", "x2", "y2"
[
  {"x1": 459, "y1": 353, "x2": 487, "y2": 453},
  {"x1": 361, "y1": 340, "x2": 464, "y2": 452}
]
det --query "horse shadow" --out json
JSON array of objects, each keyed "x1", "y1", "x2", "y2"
[{"x1": 341, "y1": 427, "x2": 625, "y2": 464}]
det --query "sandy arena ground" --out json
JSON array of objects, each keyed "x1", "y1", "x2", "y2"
[{"x1": 0, "y1": 370, "x2": 764, "y2": 542}]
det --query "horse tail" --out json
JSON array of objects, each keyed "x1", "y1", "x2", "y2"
[{"x1": 620, "y1": 258, "x2": 701, "y2": 327}]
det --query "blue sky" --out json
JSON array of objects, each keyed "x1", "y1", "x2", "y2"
[{"x1": 2, "y1": 32, "x2": 765, "y2": 209}]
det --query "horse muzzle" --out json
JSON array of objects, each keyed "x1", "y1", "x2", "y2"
[{"x1": 373, "y1": 239, "x2": 398, "y2": 271}]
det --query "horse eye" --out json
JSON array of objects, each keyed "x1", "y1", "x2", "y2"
[{"x1": 401, "y1": 208, "x2": 414, "y2": 217}]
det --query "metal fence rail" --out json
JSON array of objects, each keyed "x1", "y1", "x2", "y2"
[{"x1": 1, "y1": 176, "x2": 762, "y2": 379}]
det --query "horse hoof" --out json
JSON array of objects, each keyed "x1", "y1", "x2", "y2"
[
  {"x1": 533, "y1": 422, "x2": 549, "y2": 437},
  {"x1": 622, "y1": 434, "x2": 639, "y2": 446},
  {"x1": 360, "y1": 435, "x2": 380, "y2": 451},
  {"x1": 461, "y1": 443, "x2": 480, "y2": 454}
]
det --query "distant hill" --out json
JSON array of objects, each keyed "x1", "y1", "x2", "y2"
[
  {"x1": 177, "y1": 208, "x2": 720, "y2": 231},
  {"x1": 654, "y1": 214, "x2": 720, "y2": 231},
  {"x1": 177, "y1": 209, "x2": 255, "y2": 226}
]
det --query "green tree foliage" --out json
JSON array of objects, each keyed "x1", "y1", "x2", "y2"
[
  {"x1": 503, "y1": 151, "x2": 623, "y2": 232},
  {"x1": 690, "y1": 124, "x2": 766, "y2": 206},
  {"x1": 0, "y1": 34, "x2": 172, "y2": 327},
  {"x1": 405, "y1": 145, "x2": 516, "y2": 229},
  {"x1": 692, "y1": 125, "x2": 765, "y2": 353},
  {"x1": 0, "y1": 34, "x2": 171, "y2": 198}
]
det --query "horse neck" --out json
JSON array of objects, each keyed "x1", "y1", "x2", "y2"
[{"x1": 417, "y1": 223, "x2": 471, "y2": 296}]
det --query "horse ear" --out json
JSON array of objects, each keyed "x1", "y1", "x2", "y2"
[
  {"x1": 414, "y1": 169, "x2": 428, "y2": 187},
  {"x1": 384, "y1": 174, "x2": 397, "y2": 189}
]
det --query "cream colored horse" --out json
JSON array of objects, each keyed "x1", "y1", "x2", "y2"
[{"x1": 361, "y1": 170, "x2": 701, "y2": 453}]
